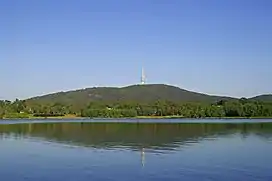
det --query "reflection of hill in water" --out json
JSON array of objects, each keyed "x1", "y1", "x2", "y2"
[{"x1": 0, "y1": 122, "x2": 272, "y2": 151}]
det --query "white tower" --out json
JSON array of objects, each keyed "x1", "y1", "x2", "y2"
[{"x1": 141, "y1": 67, "x2": 146, "y2": 85}]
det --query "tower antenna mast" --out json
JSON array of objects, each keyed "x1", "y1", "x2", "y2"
[{"x1": 141, "y1": 67, "x2": 146, "y2": 84}]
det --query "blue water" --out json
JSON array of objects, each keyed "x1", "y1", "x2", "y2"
[{"x1": 0, "y1": 119, "x2": 271, "y2": 181}]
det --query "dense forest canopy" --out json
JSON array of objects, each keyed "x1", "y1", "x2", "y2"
[
  {"x1": 0, "y1": 84, "x2": 272, "y2": 119},
  {"x1": 27, "y1": 84, "x2": 235, "y2": 104}
]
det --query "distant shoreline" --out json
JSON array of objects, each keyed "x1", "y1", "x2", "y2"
[
  {"x1": 1, "y1": 115, "x2": 272, "y2": 120},
  {"x1": 136, "y1": 116, "x2": 272, "y2": 119}
]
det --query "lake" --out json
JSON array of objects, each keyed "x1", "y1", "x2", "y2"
[{"x1": 0, "y1": 119, "x2": 272, "y2": 181}]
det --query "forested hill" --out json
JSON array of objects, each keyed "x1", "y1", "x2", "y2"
[
  {"x1": 249, "y1": 94, "x2": 272, "y2": 102},
  {"x1": 27, "y1": 84, "x2": 234, "y2": 105},
  {"x1": 1, "y1": 84, "x2": 272, "y2": 119}
]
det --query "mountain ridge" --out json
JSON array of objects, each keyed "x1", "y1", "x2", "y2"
[{"x1": 26, "y1": 84, "x2": 271, "y2": 105}]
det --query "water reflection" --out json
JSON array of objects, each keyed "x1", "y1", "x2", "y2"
[
  {"x1": 0, "y1": 122, "x2": 271, "y2": 151},
  {"x1": 141, "y1": 147, "x2": 145, "y2": 167}
]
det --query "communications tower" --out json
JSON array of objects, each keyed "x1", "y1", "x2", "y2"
[{"x1": 141, "y1": 67, "x2": 146, "y2": 85}]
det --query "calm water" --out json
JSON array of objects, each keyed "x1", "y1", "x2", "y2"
[{"x1": 0, "y1": 119, "x2": 272, "y2": 181}]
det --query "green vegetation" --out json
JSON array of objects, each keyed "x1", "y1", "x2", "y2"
[
  {"x1": 27, "y1": 84, "x2": 235, "y2": 105},
  {"x1": 1, "y1": 84, "x2": 272, "y2": 119}
]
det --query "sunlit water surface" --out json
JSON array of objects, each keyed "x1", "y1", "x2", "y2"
[{"x1": 0, "y1": 119, "x2": 271, "y2": 181}]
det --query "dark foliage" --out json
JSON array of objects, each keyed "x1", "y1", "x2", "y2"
[
  {"x1": 33, "y1": 113, "x2": 65, "y2": 117},
  {"x1": 26, "y1": 84, "x2": 235, "y2": 106}
]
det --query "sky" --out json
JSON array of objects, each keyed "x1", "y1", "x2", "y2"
[{"x1": 1, "y1": 0, "x2": 271, "y2": 100}]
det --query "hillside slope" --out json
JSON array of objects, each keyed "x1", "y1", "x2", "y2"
[
  {"x1": 26, "y1": 84, "x2": 234, "y2": 105},
  {"x1": 249, "y1": 94, "x2": 272, "y2": 102}
]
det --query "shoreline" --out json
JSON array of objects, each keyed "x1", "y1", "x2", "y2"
[{"x1": 1, "y1": 115, "x2": 272, "y2": 120}]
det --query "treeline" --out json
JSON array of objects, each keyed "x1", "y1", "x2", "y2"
[
  {"x1": 1, "y1": 98, "x2": 272, "y2": 119},
  {"x1": 80, "y1": 99, "x2": 272, "y2": 118}
]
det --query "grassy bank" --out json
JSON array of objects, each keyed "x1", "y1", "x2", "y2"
[
  {"x1": 136, "y1": 115, "x2": 184, "y2": 119},
  {"x1": 1, "y1": 114, "x2": 81, "y2": 120},
  {"x1": 1, "y1": 114, "x2": 272, "y2": 120}
]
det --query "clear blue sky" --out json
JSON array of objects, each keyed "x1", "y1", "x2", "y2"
[{"x1": 1, "y1": 0, "x2": 271, "y2": 100}]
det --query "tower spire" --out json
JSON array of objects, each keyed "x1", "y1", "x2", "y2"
[{"x1": 141, "y1": 67, "x2": 146, "y2": 85}]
